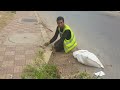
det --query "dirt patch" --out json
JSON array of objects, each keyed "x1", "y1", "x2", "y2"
[
  {"x1": 48, "y1": 50, "x2": 97, "y2": 78},
  {"x1": 48, "y1": 51, "x2": 80, "y2": 78},
  {"x1": 0, "y1": 11, "x2": 15, "y2": 31}
]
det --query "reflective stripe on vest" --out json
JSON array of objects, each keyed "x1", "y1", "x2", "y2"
[
  {"x1": 64, "y1": 41, "x2": 77, "y2": 53},
  {"x1": 64, "y1": 29, "x2": 77, "y2": 53},
  {"x1": 64, "y1": 33, "x2": 74, "y2": 46},
  {"x1": 58, "y1": 24, "x2": 77, "y2": 53}
]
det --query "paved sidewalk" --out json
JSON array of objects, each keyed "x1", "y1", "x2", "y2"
[
  {"x1": 101, "y1": 11, "x2": 120, "y2": 16},
  {"x1": 0, "y1": 11, "x2": 51, "y2": 79}
]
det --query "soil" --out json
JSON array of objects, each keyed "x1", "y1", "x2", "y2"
[{"x1": 48, "y1": 49, "x2": 97, "y2": 79}]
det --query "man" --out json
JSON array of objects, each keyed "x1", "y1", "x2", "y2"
[{"x1": 44, "y1": 16, "x2": 77, "y2": 53}]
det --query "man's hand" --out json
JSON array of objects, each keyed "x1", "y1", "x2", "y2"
[{"x1": 44, "y1": 41, "x2": 50, "y2": 46}]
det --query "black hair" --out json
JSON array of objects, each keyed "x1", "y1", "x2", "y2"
[{"x1": 56, "y1": 16, "x2": 64, "y2": 22}]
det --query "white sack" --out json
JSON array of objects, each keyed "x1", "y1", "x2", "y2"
[{"x1": 73, "y1": 50, "x2": 104, "y2": 68}]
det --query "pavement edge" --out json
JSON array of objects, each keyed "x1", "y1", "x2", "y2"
[{"x1": 34, "y1": 11, "x2": 52, "y2": 64}]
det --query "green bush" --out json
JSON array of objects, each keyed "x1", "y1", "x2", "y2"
[
  {"x1": 21, "y1": 49, "x2": 60, "y2": 79},
  {"x1": 21, "y1": 64, "x2": 60, "y2": 79}
]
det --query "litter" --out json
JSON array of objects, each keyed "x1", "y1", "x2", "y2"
[
  {"x1": 94, "y1": 71, "x2": 105, "y2": 77},
  {"x1": 73, "y1": 50, "x2": 104, "y2": 68}
]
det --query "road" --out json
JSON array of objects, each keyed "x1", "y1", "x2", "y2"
[{"x1": 38, "y1": 11, "x2": 120, "y2": 79}]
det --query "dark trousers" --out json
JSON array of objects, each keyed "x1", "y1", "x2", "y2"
[{"x1": 54, "y1": 39, "x2": 64, "y2": 52}]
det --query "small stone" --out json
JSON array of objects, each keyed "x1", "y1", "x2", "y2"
[{"x1": 69, "y1": 61, "x2": 70, "y2": 63}]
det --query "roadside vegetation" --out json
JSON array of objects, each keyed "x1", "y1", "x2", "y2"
[
  {"x1": 0, "y1": 11, "x2": 15, "y2": 31},
  {"x1": 21, "y1": 49, "x2": 98, "y2": 79},
  {"x1": 21, "y1": 49, "x2": 60, "y2": 79}
]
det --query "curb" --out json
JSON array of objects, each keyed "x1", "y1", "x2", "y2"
[
  {"x1": 116, "y1": 11, "x2": 120, "y2": 13},
  {"x1": 104, "y1": 11, "x2": 120, "y2": 16},
  {"x1": 34, "y1": 11, "x2": 52, "y2": 64}
]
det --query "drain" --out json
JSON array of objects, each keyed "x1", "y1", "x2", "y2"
[
  {"x1": 19, "y1": 17, "x2": 37, "y2": 24},
  {"x1": 8, "y1": 33, "x2": 40, "y2": 44},
  {"x1": 21, "y1": 18, "x2": 37, "y2": 22}
]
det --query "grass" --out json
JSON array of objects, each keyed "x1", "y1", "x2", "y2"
[
  {"x1": 62, "y1": 70, "x2": 101, "y2": 79},
  {"x1": 21, "y1": 50, "x2": 60, "y2": 79},
  {"x1": 11, "y1": 11, "x2": 16, "y2": 14},
  {"x1": 0, "y1": 11, "x2": 15, "y2": 31},
  {"x1": 21, "y1": 48, "x2": 101, "y2": 79},
  {"x1": 73, "y1": 71, "x2": 101, "y2": 79},
  {"x1": 21, "y1": 64, "x2": 60, "y2": 79},
  {"x1": 78, "y1": 71, "x2": 94, "y2": 79},
  {"x1": 21, "y1": 49, "x2": 98, "y2": 79}
]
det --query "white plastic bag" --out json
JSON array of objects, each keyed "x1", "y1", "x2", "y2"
[
  {"x1": 94, "y1": 71, "x2": 105, "y2": 77},
  {"x1": 73, "y1": 50, "x2": 104, "y2": 68}
]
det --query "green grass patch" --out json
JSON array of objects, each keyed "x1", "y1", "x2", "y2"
[
  {"x1": 21, "y1": 50, "x2": 60, "y2": 79},
  {"x1": 78, "y1": 71, "x2": 93, "y2": 79},
  {"x1": 75, "y1": 71, "x2": 101, "y2": 79},
  {"x1": 0, "y1": 11, "x2": 15, "y2": 31},
  {"x1": 21, "y1": 64, "x2": 60, "y2": 79}
]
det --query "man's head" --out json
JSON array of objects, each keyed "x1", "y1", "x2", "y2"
[{"x1": 56, "y1": 16, "x2": 64, "y2": 29}]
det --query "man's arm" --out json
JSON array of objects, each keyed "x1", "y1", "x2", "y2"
[{"x1": 49, "y1": 27, "x2": 59, "y2": 44}]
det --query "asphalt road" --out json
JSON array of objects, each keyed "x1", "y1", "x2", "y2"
[{"x1": 38, "y1": 11, "x2": 120, "y2": 79}]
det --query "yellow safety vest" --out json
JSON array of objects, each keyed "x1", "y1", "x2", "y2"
[{"x1": 58, "y1": 24, "x2": 77, "y2": 53}]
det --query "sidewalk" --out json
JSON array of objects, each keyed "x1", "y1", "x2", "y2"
[
  {"x1": 0, "y1": 11, "x2": 52, "y2": 79},
  {"x1": 101, "y1": 11, "x2": 120, "y2": 16}
]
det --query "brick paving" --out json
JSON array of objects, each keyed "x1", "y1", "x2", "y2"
[{"x1": 0, "y1": 11, "x2": 45, "y2": 79}]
